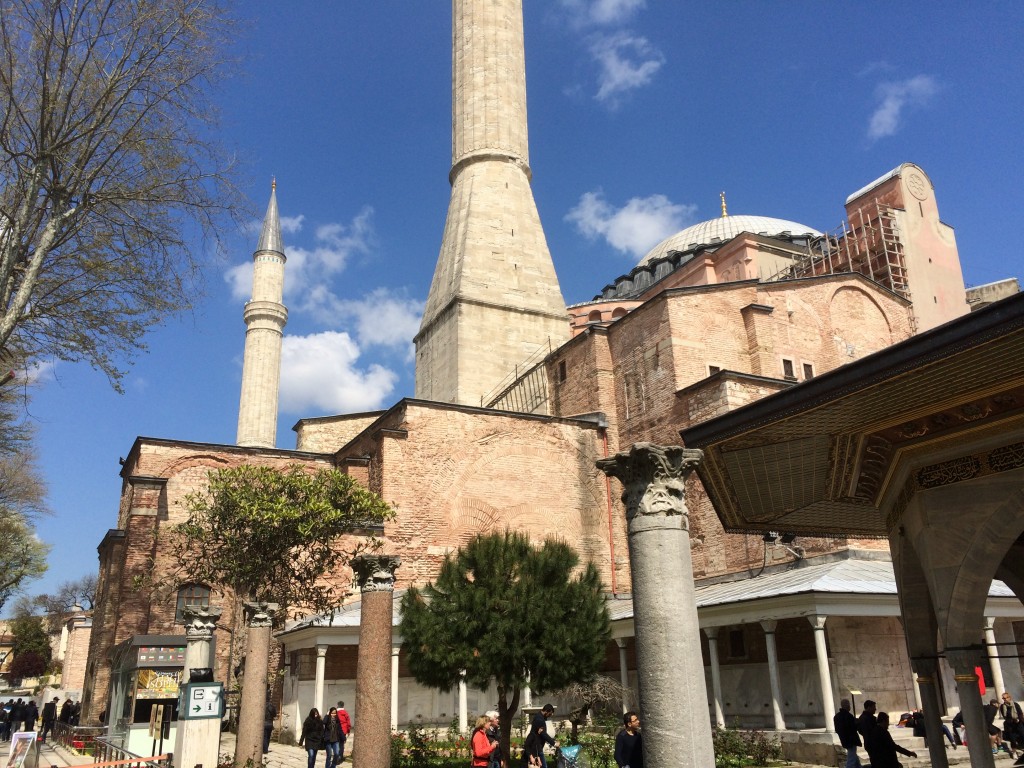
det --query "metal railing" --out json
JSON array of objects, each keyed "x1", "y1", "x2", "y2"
[
  {"x1": 52, "y1": 721, "x2": 106, "y2": 755},
  {"x1": 93, "y1": 736, "x2": 172, "y2": 768}
]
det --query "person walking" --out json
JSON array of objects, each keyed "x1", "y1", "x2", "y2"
[
  {"x1": 864, "y1": 712, "x2": 917, "y2": 768},
  {"x1": 614, "y1": 711, "x2": 643, "y2": 768},
  {"x1": 324, "y1": 707, "x2": 344, "y2": 768},
  {"x1": 58, "y1": 699, "x2": 73, "y2": 725},
  {"x1": 529, "y1": 704, "x2": 558, "y2": 768},
  {"x1": 24, "y1": 700, "x2": 38, "y2": 732},
  {"x1": 39, "y1": 697, "x2": 59, "y2": 742},
  {"x1": 471, "y1": 715, "x2": 498, "y2": 768},
  {"x1": 834, "y1": 698, "x2": 861, "y2": 768},
  {"x1": 298, "y1": 708, "x2": 325, "y2": 768},
  {"x1": 857, "y1": 700, "x2": 878, "y2": 741},
  {"x1": 263, "y1": 698, "x2": 277, "y2": 754},
  {"x1": 521, "y1": 719, "x2": 547, "y2": 767},
  {"x1": 335, "y1": 702, "x2": 351, "y2": 763}
]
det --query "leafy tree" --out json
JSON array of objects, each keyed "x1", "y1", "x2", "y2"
[
  {"x1": 399, "y1": 531, "x2": 611, "y2": 762},
  {"x1": 173, "y1": 464, "x2": 394, "y2": 766},
  {"x1": 0, "y1": 511, "x2": 49, "y2": 614},
  {"x1": 34, "y1": 573, "x2": 97, "y2": 633},
  {"x1": 0, "y1": 0, "x2": 244, "y2": 388},
  {"x1": 8, "y1": 649, "x2": 46, "y2": 680}
]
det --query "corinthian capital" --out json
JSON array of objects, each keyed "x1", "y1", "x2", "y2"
[
  {"x1": 351, "y1": 554, "x2": 401, "y2": 593},
  {"x1": 183, "y1": 605, "x2": 223, "y2": 640},
  {"x1": 242, "y1": 601, "x2": 279, "y2": 628},
  {"x1": 598, "y1": 443, "x2": 703, "y2": 521}
]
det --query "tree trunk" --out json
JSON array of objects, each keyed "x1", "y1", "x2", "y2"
[{"x1": 498, "y1": 686, "x2": 521, "y2": 765}]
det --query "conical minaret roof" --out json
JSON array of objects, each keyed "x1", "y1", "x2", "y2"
[{"x1": 256, "y1": 179, "x2": 285, "y2": 256}]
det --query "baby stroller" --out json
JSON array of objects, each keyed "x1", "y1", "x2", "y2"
[{"x1": 555, "y1": 745, "x2": 585, "y2": 768}]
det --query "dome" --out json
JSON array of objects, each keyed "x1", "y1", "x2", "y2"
[{"x1": 639, "y1": 215, "x2": 822, "y2": 266}]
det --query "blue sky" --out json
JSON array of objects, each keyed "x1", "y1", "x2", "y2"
[{"x1": 17, "y1": 1, "x2": 1024, "y2": 605}]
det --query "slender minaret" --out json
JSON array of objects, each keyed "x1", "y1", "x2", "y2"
[
  {"x1": 414, "y1": 0, "x2": 569, "y2": 406},
  {"x1": 236, "y1": 181, "x2": 288, "y2": 448}
]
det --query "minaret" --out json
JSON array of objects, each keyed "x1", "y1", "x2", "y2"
[
  {"x1": 414, "y1": 0, "x2": 570, "y2": 407},
  {"x1": 236, "y1": 181, "x2": 288, "y2": 448}
]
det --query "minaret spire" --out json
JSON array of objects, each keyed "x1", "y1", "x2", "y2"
[
  {"x1": 415, "y1": 0, "x2": 569, "y2": 407},
  {"x1": 237, "y1": 181, "x2": 288, "y2": 448}
]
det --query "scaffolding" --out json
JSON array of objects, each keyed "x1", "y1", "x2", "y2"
[{"x1": 765, "y1": 200, "x2": 913, "y2": 329}]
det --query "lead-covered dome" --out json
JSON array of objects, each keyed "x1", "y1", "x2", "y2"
[{"x1": 639, "y1": 215, "x2": 822, "y2": 266}]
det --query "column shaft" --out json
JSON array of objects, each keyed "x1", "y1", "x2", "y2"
[
  {"x1": 985, "y1": 618, "x2": 1006, "y2": 696},
  {"x1": 616, "y1": 639, "x2": 630, "y2": 714},
  {"x1": 761, "y1": 622, "x2": 786, "y2": 731},
  {"x1": 315, "y1": 645, "x2": 328, "y2": 715},
  {"x1": 808, "y1": 616, "x2": 836, "y2": 731},
  {"x1": 703, "y1": 628, "x2": 724, "y2": 728}
]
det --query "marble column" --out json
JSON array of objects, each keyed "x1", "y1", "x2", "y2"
[
  {"x1": 314, "y1": 644, "x2": 328, "y2": 714},
  {"x1": 352, "y1": 554, "x2": 400, "y2": 768},
  {"x1": 703, "y1": 628, "x2": 725, "y2": 728},
  {"x1": 913, "y1": 658, "x2": 950, "y2": 768},
  {"x1": 760, "y1": 621, "x2": 786, "y2": 730},
  {"x1": 807, "y1": 615, "x2": 835, "y2": 731},
  {"x1": 458, "y1": 671, "x2": 468, "y2": 733},
  {"x1": 182, "y1": 606, "x2": 222, "y2": 682},
  {"x1": 615, "y1": 639, "x2": 630, "y2": 713},
  {"x1": 391, "y1": 645, "x2": 401, "y2": 730},
  {"x1": 984, "y1": 618, "x2": 1006, "y2": 696},
  {"x1": 174, "y1": 606, "x2": 223, "y2": 768},
  {"x1": 947, "y1": 650, "x2": 994, "y2": 768},
  {"x1": 599, "y1": 443, "x2": 714, "y2": 768},
  {"x1": 235, "y1": 601, "x2": 278, "y2": 768}
]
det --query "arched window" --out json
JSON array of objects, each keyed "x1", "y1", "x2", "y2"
[
  {"x1": 587, "y1": 309, "x2": 603, "y2": 323},
  {"x1": 611, "y1": 307, "x2": 628, "y2": 319},
  {"x1": 175, "y1": 583, "x2": 211, "y2": 623}
]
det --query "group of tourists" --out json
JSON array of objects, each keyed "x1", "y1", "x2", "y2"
[
  {"x1": 469, "y1": 703, "x2": 643, "y2": 768},
  {"x1": 298, "y1": 702, "x2": 352, "y2": 768},
  {"x1": 0, "y1": 696, "x2": 80, "y2": 743},
  {"x1": 834, "y1": 698, "x2": 918, "y2": 768}
]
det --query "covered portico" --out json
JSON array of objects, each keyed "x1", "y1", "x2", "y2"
[{"x1": 682, "y1": 291, "x2": 1024, "y2": 768}]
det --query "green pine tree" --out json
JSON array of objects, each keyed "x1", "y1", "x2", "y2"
[{"x1": 399, "y1": 531, "x2": 610, "y2": 763}]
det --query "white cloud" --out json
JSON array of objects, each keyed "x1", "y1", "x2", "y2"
[
  {"x1": 300, "y1": 287, "x2": 424, "y2": 359},
  {"x1": 590, "y1": 32, "x2": 664, "y2": 106},
  {"x1": 566, "y1": 190, "x2": 695, "y2": 260},
  {"x1": 279, "y1": 331, "x2": 397, "y2": 415},
  {"x1": 560, "y1": 0, "x2": 645, "y2": 27},
  {"x1": 225, "y1": 207, "x2": 376, "y2": 302},
  {"x1": 867, "y1": 75, "x2": 938, "y2": 140}
]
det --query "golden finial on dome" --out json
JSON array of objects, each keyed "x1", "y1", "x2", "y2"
[
  {"x1": 271, "y1": 176, "x2": 276, "y2": 191},
  {"x1": 720, "y1": 191, "x2": 728, "y2": 218}
]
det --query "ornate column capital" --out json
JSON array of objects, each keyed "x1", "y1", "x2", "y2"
[
  {"x1": 807, "y1": 614, "x2": 827, "y2": 631},
  {"x1": 597, "y1": 443, "x2": 703, "y2": 526},
  {"x1": 243, "y1": 601, "x2": 279, "y2": 628},
  {"x1": 702, "y1": 626, "x2": 720, "y2": 640},
  {"x1": 761, "y1": 620, "x2": 778, "y2": 633},
  {"x1": 182, "y1": 605, "x2": 223, "y2": 641},
  {"x1": 946, "y1": 649, "x2": 983, "y2": 677},
  {"x1": 352, "y1": 554, "x2": 401, "y2": 593}
]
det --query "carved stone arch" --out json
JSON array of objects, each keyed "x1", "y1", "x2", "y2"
[
  {"x1": 829, "y1": 285, "x2": 895, "y2": 359},
  {"x1": 916, "y1": 471, "x2": 1024, "y2": 651}
]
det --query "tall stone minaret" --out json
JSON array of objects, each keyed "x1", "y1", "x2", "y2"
[
  {"x1": 414, "y1": 0, "x2": 569, "y2": 407},
  {"x1": 236, "y1": 181, "x2": 288, "y2": 448}
]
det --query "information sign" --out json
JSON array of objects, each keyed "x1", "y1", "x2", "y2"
[{"x1": 179, "y1": 682, "x2": 224, "y2": 720}]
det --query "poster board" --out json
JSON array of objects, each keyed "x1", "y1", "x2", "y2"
[{"x1": 6, "y1": 732, "x2": 36, "y2": 768}]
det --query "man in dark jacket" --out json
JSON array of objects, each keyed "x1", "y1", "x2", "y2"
[
  {"x1": 864, "y1": 712, "x2": 917, "y2": 768},
  {"x1": 39, "y1": 697, "x2": 59, "y2": 741},
  {"x1": 530, "y1": 704, "x2": 558, "y2": 768},
  {"x1": 857, "y1": 700, "x2": 878, "y2": 741},
  {"x1": 834, "y1": 698, "x2": 862, "y2": 768}
]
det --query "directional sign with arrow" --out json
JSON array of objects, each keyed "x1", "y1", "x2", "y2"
[{"x1": 179, "y1": 682, "x2": 224, "y2": 720}]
